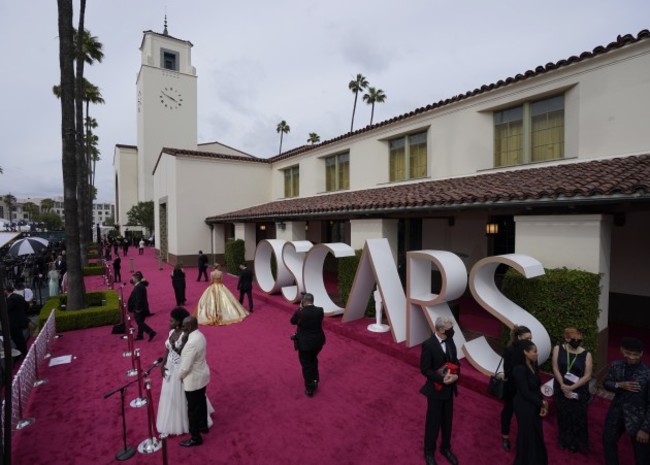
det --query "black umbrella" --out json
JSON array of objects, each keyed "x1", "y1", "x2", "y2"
[{"x1": 7, "y1": 237, "x2": 49, "y2": 256}]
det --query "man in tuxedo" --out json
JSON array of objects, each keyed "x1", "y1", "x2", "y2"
[
  {"x1": 237, "y1": 263, "x2": 254, "y2": 312},
  {"x1": 127, "y1": 271, "x2": 156, "y2": 341},
  {"x1": 196, "y1": 251, "x2": 208, "y2": 282},
  {"x1": 178, "y1": 316, "x2": 210, "y2": 447},
  {"x1": 603, "y1": 337, "x2": 650, "y2": 465},
  {"x1": 290, "y1": 293, "x2": 325, "y2": 397},
  {"x1": 420, "y1": 316, "x2": 460, "y2": 465}
]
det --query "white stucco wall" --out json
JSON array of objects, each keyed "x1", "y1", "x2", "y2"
[
  {"x1": 113, "y1": 146, "x2": 139, "y2": 227},
  {"x1": 268, "y1": 43, "x2": 650, "y2": 202}
]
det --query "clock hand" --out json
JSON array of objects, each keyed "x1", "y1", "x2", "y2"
[{"x1": 161, "y1": 91, "x2": 177, "y2": 103}]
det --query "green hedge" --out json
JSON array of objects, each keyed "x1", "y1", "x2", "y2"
[
  {"x1": 38, "y1": 290, "x2": 120, "y2": 332},
  {"x1": 338, "y1": 249, "x2": 375, "y2": 316},
  {"x1": 83, "y1": 262, "x2": 106, "y2": 276},
  {"x1": 501, "y1": 267, "x2": 601, "y2": 371},
  {"x1": 225, "y1": 239, "x2": 245, "y2": 275}
]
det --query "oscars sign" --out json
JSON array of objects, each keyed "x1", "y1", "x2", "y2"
[{"x1": 254, "y1": 238, "x2": 551, "y2": 375}]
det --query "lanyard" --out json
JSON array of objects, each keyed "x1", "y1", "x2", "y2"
[{"x1": 565, "y1": 345, "x2": 578, "y2": 373}]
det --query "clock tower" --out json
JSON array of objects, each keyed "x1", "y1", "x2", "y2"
[{"x1": 136, "y1": 23, "x2": 197, "y2": 203}]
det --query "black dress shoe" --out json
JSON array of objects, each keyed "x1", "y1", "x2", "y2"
[
  {"x1": 179, "y1": 438, "x2": 203, "y2": 447},
  {"x1": 440, "y1": 450, "x2": 458, "y2": 465},
  {"x1": 305, "y1": 388, "x2": 314, "y2": 397},
  {"x1": 502, "y1": 438, "x2": 510, "y2": 451},
  {"x1": 148, "y1": 331, "x2": 157, "y2": 342},
  {"x1": 134, "y1": 336, "x2": 144, "y2": 341},
  {"x1": 424, "y1": 454, "x2": 438, "y2": 465}
]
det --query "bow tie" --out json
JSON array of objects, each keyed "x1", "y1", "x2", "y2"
[{"x1": 440, "y1": 339, "x2": 446, "y2": 344}]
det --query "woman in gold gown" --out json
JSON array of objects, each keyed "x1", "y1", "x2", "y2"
[{"x1": 196, "y1": 263, "x2": 249, "y2": 326}]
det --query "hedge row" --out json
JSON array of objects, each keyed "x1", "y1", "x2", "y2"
[{"x1": 38, "y1": 290, "x2": 120, "y2": 332}]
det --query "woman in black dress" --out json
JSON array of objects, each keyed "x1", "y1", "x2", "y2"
[
  {"x1": 171, "y1": 263, "x2": 186, "y2": 306},
  {"x1": 500, "y1": 325, "x2": 533, "y2": 451},
  {"x1": 551, "y1": 327, "x2": 592, "y2": 453},
  {"x1": 512, "y1": 339, "x2": 548, "y2": 465}
]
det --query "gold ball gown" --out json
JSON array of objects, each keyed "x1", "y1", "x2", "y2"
[{"x1": 196, "y1": 270, "x2": 249, "y2": 326}]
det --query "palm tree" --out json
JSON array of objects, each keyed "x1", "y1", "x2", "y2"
[
  {"x1": 348, "y1": 73, "x2": 368, "y2": 133},
  {"x1": 57, "y1": 0, "x2": 86, "y2": 309},
  {"x1": 307, "y1": 133, "x2": 320, "y2": 145},
  {"x1": 277, "y1": 120, "x2": 290, "y2": 154},
  {"x1": 2, "y1": 194, "x2": 16, "y2": 221},
  {"x1": 22, "y1": 202, "x2": 39, "y2": 221},
  {"x1": 363, "y1": 87, "x2": 387, "y2": 125},
  {"x1": 41, "y1": 198, "x2": 55, "y2": 213}
]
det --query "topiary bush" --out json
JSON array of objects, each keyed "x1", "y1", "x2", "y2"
[
  {"x1": 501, "y1": 267, "x2": 601, "y2": 372},
  {"x1": 83, "y1": 262, "x2": 105, "y2": 276},
  {"x1": 225, "y1": 239, "x2": 245, "y2": 275},
  {"x1": 39, "y1": 290, "x2": 120, "y2": 332},
  {"x1": 338, "y1": 249, "x2": 375, "y2": 317}
]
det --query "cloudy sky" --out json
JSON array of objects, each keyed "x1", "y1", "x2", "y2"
[{"x1": 1, "y1": 1, "x2": 648, "y2": 203}]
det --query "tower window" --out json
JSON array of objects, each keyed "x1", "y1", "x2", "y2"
[{"x1": 161, "y1": 49, "x2": 179, "y2": 71}]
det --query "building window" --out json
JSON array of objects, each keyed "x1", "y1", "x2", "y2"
[
  {"x1": 389, "y1": 131, "x2": 427, "y2": 182},
  {"x1": 325, "y1": 152, "x2": 350, "y2": 192},
  {"x1": 283, "y1": 166, "x2": 299, "y2": 198},
  {"x1": 494, "y1": 94, "x2": 564, "y2": 167},
  {"x1": 161, "y1": 49, "x2": 179, "y2": 71}
]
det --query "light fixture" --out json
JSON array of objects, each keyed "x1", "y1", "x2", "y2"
[
  {"x1": 305, "y1": 222, "x2": 309, "y2": 232},
  {"x1": 486, "y1": 222, "x2": 499, "y2": 235},
  {"x1": 259, "y1": 224, "x2": 266, "y2": 231}
]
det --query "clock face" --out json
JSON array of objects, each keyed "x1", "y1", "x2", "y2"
[{"x1": 159, "y1": 87, "x2": 183, "y2": 110}]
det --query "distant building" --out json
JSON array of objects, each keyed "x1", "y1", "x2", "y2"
[{"x1": 0, "y1": 197, "x2": 114, "y2": 228}]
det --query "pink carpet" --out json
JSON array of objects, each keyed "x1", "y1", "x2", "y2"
[{"x1": 10, "y1": 246, "x2": 636, "y2": 464}]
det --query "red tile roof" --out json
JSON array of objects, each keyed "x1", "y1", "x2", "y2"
[
  {"x1": 152, "y1": 147, "x2": 270, "y2": 175},
  {"x1": 206, "y1": 155, "x2": 650, "y2": 222}
]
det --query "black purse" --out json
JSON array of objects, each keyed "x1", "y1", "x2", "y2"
[{"x1": 488, "y1": 358, "x2": 506, "y2": 400}]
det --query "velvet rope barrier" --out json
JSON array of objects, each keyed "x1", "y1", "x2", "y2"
[{"x1": 6, "y1": 308, "x2": 57, "y2": 432}]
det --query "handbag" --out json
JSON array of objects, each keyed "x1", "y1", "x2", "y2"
[{"x1": 488, "y1": 358, "x2": 506, "y2": 400}]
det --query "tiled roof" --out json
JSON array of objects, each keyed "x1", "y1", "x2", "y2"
[
  {"x1": 206, "y1": 155, "x2": 650, "y2": 222},
  {"x1": 268, "y1": 29, "x2": 650, "y2": 163},
  {"x1": 152, "y1": 147, "x2": 270, "y2": 175}
]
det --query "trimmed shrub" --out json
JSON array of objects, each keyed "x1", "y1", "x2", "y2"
[
  {"x1": 83, "y1": 262, "x2": 106, "y2": 276},
  {"x1": 225, "y1": 239, "x2": 245, "y2": 275},
  {"x1": 338, "y1": 249, "x2": 375, "y2": 316},
  {"x1": 39, "y1": 290, "x2": 120, "y2": 332},
  {"x1": 501, "y1": 267, "x2": 601, "y2": 372}
]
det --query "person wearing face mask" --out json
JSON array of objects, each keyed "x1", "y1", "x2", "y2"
[
  {"x1": 551, "y1": 327, "x2": 592, "y2": 453},
  {"x1": 499, "y1": 325, "x2": 532, "y2": 452},
  {"x1": 420, "y1": 316, "x2": 460, "y2": 465}
]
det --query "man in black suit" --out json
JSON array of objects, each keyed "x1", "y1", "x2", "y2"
[
  {"x1": 196, "y1": 251, "x2": 208, "y2": 282},
  {"x1": 237, "y1": 263, "x2": 254, "y2": 312},
  {"x1": 4, "y1": 285, "x2": 29, "y2": 358},
  {"x1": 603, "y1": 337, "x2": 650, "y2": 465},
  {"x1": 420, "y1": 316, "x2": 460, "y2": 465},
  {"x1": 113, "y1": 256, "x2": 122, "y2": 283},
  {"x1": 127, "y1": 271, "x2": 156, "y2": 341},
  {"x1": 290, "y1": 293, "x2": 325, "y2": 397}
]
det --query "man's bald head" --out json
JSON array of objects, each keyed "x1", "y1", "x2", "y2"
[{"x1": 182, "y1": 316, "x2": 198, "y2": 333}]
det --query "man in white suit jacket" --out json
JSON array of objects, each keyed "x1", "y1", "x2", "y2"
[{"x1": 178, "y1": 316, "x2": 210, "y2": 447}]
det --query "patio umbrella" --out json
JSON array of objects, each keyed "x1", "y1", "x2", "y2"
[{"x1": 7, "y1": 237, "x2": 49, "y2": 256}]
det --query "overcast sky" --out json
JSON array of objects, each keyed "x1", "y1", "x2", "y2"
[{"x1": 0, "y1": 1, "x2": 648, "y2": 203}]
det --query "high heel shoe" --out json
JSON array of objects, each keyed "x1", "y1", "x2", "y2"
[{"x1": 502, "y1": 438, "x2": 510, "y2": 451}]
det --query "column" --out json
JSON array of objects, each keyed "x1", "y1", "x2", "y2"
[{"x1": 234, "y1": 223, "x2": 257, "y2": 261}]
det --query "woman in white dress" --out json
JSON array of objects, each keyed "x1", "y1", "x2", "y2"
[
  {"x1": 196, "y1": 263, "x2": 249, "y2": 326},
  {"x1": 47, "y1": 263, "x2": 59, "y2": 297},
  {"x1": 156, "y1": 307, "x2": 214, "y2": 435}
]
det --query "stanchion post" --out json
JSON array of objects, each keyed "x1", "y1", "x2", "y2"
[
  {"x1": 130, "y1": 350, "x2": 147, "y2": 408},
  {"x1": 126, "y1": 344, "x2": 138, "y2": 377},
  {"x1": 137, "y1": 378, "x2": 162, "y2": 454},
  {"x1": 123, "y1": 326, "x2": 134, "y2": 357}
]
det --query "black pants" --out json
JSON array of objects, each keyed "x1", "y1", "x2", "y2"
[
  {"x1": 298, "y1": 347, "x2": 322, "y2": 388},
  {"x1": 133, "y1": 311, "x2": 154, "y2": 338},
  {"x1": 603, "y1": 406, "x2": 650, "y2": 465},
  {"x1": 239, "y1": 288, "x2": 253, "y2": 310},
  {"x1": 10, "y1": 326, "x2": 27, "y2": 359},
  {"x1": 424, "y1": 396, "x2": 454, "y2": 455},
  {"x1": 114, "y1": 269, "x2": 121, "y2": 283},
  {"x1": 500, "y1": 395, "x2": 514, "y2": 435},
  {"x1": 197, "y1": 268, "x2": 208, "y2": 281},
  {"x1": 185, "y1": 387, "x2": 207, "y2": 440}
]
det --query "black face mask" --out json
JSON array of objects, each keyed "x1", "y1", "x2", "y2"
[
  {"x1": 568, "y1": 339, "x2": 582, "y2": 349},
  {"x1": 444, "y1": 328, "x2": 455, "y2": 339}
]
